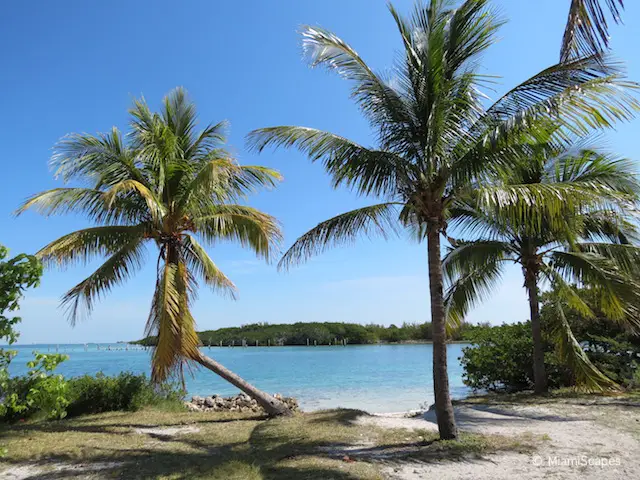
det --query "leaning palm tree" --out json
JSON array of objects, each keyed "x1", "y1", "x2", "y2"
[
  {"x1": 17, "y1": 88, "x2": 292, "y2": 417},
  {"x1": 248, "y1": 0, "x2": 639, "y2": 439},
  {"x1": 443, "y1": 142, "x2": 640, "y2": 393},
  {"x1": 562, "y1": 0, "x2": 625, "y2": 62}
]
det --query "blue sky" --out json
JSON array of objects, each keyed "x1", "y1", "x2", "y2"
[{"x1": 2, "y1": 0, "x2": 639, "y2": 344}]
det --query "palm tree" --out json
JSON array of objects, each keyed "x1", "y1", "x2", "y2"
[
  {"x1": 247, "y1": 0, "x2": 638, "y2": 439},
  {"x1": 443, "y1": 142, "x2": 640, "y2": 393},
  {"x1": 562, "y1": 0, "x2": 625, "y2": 62},
  {"x1": 17, "y1": 88, "x2": 292, "y2": 417}
]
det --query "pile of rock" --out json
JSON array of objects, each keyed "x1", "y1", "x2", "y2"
[{"x1": 185, "y1": 393, "x2": 299, "y2": 413}]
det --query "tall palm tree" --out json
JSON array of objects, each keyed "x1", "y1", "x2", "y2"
[
  {"x1": 443, "y1": 142, "x2": 640, "y2": 393},
  {"x1": 562, "y1": 0, "x2": 625, "y2": 62},
  {"x1": 247, "y1": 0, "x2": 639, "y2": 439},
  {"x1": 17, "y1": 88, "x2": 292, "y2": 417}
]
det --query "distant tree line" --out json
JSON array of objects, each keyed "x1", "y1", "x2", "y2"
[{"x1": 133, "y1": 321, "x2": 473, "y2": 347}]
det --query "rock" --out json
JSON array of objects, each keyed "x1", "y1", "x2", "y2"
[{"x1": 184, "y1": 393, "x2": 299, "y2": 414}]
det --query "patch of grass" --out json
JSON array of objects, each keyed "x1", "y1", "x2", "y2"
[{"x1": 0, "y1": 408, "x2": 538, "y2": 479}]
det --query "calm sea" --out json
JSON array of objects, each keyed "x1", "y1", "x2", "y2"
[{"x1": 8, "y1": 343, "x2": 471, "y2": 413}]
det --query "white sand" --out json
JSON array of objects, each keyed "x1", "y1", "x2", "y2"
[{"x1": 358, "y1": 399, "x2": 640, "y2": 479}]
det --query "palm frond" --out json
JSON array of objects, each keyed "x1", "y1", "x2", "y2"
[
  {"x1": 443, "y1": 242, "x2": 509, "y2": 331},
  {"x1": 246, "y1": 126, "x2": 412, "y2": 197},
  {"x1": 278, "y1": 203, "x2": 401, "y2": 270},
  {"x1": 581, "y1": 210, "x2": 640, "y2": 244},
  {"x1": 61, "y1": 238, "x2": 146, "y2": 325},
  {"x1": 148, "y1": 259, "x2": 201, "y2": 382},
  {"x1": 181, "y1": 234, "x2": 237, "y2": 298},
  {"x1": 561, "y1": 0, "x2": 625, "y2": 62},
  {"x1": 36, "y1": 224, "x2": 150, "y2": 268},
  {"x1": 193, "y1": 205, "x2": 283, "y2": 261},
  {"x1": 548, "y1": 300, "x2": 619, "y2": 391},
  {"x1": 551, "y1": 150, "x2": 640, "y2": 199},
  {"x1": 180, "y1": 157, "x2": 281, "y2": 211},
  {"x1": 103, "y1": 180, "x2": 166, "y2": 225},
  {"x1": 459, "y1": 56, "x2": 639, "y2": 178},
  {"x1": 51, "y1": 128, "x2": 147, "y2": 188},
  {"x1": 549, "y1": 250, "x2": 632, "y2": 321},
  {"x1": 15, "y1": 188, "x2": 149, "y2": 225},
  {"x1": 576, "y1": 242, "x2": 640, "y2": 276}
]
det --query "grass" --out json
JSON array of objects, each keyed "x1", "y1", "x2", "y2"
[{"x1": 0, "y1": 407, "x2": 539, "y2": 479}]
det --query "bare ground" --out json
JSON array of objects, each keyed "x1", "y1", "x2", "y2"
[{"x1": 358, "y1": 395, "x2": 640, "y2": 479}]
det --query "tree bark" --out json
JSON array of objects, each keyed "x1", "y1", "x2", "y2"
[
  {"x1": 427, "y1": 224, "x2": 458, "y2": 440},
  {"x1": 525, "y1": 273, "x2": 548, "y2": 394},
  {"x1": 195, "y1": 353, "x2": 293, "y2": 417}
]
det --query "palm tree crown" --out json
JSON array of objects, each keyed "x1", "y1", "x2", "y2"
[
  {"x1": 18, "y1": 88, "x2": 282, "y2": 382},
  {"x1": 443, "y1": 141, "x2": 640, "y2": 390}
]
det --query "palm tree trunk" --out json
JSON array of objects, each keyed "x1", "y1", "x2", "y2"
[
  {"x1": 195, "y1": 353, "x2": 293, "y2": 417},
  {"x1": 427, "y1": 224, "x2": 458, "y2": 440},
  {"x1": 525, "y1": 273, "x2": 548, "y2": 394}
]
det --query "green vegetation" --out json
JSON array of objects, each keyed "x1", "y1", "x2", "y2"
[
  {"x1": 2, "y1": 369, "x2": 185, "y2": 423},
  {"x1": 65, "y1": 372, "x2": 185, "y2": 417},
  {"x1": 461, "y1": 289, "x2": 640, "y2": 392},
  {"x1": 0, "y1": 407, "x2": 538, "y2": 479},
  {"x1": 134, "y1": 321, "x2": 473, "y2": 347},
  {"x1": 17, "y1": 89, "x2": 292, "y2": 416}
]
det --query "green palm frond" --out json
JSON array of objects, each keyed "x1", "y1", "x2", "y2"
[
  {"x1": 459, "y1": 57, "x2": 639, "y2": 177},
  {"x1": 300, "y1": 23, "x2": 414, "y2": 135},
  {"x1": 51, "y1": 128, "x2": 147, "y2": 188},
  {"x1": 548, "y1": 301, "x2": 619, "y2": 391},
  {"x1": 186, "y1": 120, "x2": 229, "y2": 161},
  {"x1": 581, "y1": 210, "x2": 640, "y2": 244},
  {"x1": 103, "y1": 180, "x2": 166, "y2": 225},
  {"x1": 443, "y1": 243, "x2": 509, "y2": 331},
  {"x1": 577, "y1": 242, "x2": 640, "y2": 275},
  {"x1": 246, "y1": 126, "x2": 412, "y2": 197},
  {"x1": 562, "y1": 0, "x2": 625, "y2": 62},
  {"x1": 551, "y1": 150, "x2": 640, "y2": 198},
  {"x1": 278, "y1": 203, "x2": 401, "y2": 270},
  {"x1": 61, "y1": 238, "x2": 147, "y2": 325},
  {"x1": 541, "y1": 264, "x2": 596, "y2": 319},
  {"x1": 193, "y1": 205, "x2": 282, "y2": 261},
  {"x1": 36, "y1": 224, "x2": 149, "y2": 268},
  {"x1": 443, "y1": 240, "x2": 513, "y2": 281},
  {"x1": 180, "y1": 158, "x2": 282, "y2": 210},
  {"x1": 182, "y1": 234, "x2": 237, "y2": 298},
  {"x1": 16, "y1": 188, "x2": 148, "y2": 225},
  {"x1": 549, "y1": 250, "x2": 633, "y2": 321}
]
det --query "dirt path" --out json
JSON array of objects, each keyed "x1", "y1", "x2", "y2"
[{"x1": 358, "y1": 398, "x2": 640, "y2": 479}]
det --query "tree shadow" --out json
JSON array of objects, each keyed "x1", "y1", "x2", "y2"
[{"x1": 1, "y1": 408, "x2": 522, "y2": 479}]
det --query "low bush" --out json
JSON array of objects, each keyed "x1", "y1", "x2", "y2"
[
  {"x1": 461, "y1": 322, "x2": 570, "y2": 392},
  {"x1": 65, "y1": 372, "x2": 185, "y2": 417},
  {"x1": 1, "y1": 352, "x2": 69, "y2": 422}
]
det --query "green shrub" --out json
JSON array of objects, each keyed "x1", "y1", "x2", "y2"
[
  {"x1": 66, "y1": 372, "x2": 185, "y2": 417},
  {"x1": 461, "y1": 322, "x2": 570, "y2": 392},
  {"x1": 1, "y1": 352, "x2": 69, "y2": 422},
  {"x1": 461, "y1": 322, "x2": 535, "y2": 392}
]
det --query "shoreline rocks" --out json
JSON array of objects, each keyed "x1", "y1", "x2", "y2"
[{"x1": 185, "y1": 393, "x2": 299, "y2": 413}]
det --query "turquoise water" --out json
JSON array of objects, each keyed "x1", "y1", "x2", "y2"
[{"x1": 8, "y1": 343, "x2": 471, "y2": 413}]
